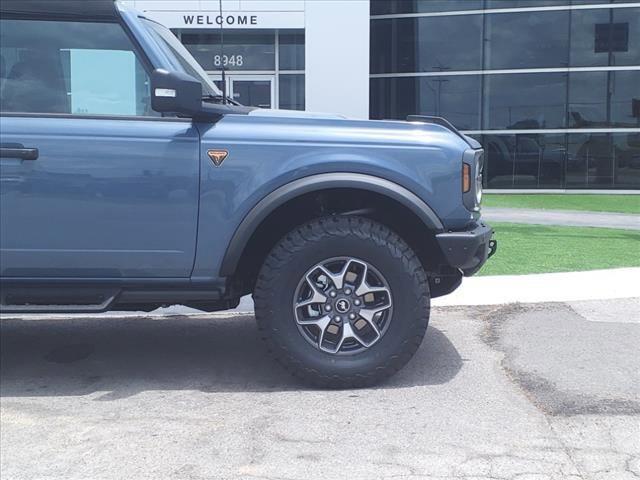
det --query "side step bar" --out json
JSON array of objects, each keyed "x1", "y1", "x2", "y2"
[{"x1": 0, "y1": 289, "x2": 118, "y2": 314}]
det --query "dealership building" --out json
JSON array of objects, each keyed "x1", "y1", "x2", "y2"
[{"x1": 128, "y1": 0, "x2": 639, "y2": 190}]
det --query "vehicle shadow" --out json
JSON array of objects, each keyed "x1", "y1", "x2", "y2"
[{"x1": 0, "y1": 313, "x2": 462, "y2": 399}]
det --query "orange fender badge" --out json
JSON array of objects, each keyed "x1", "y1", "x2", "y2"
[{"x1": 207, "y1": 149, "x2": 229, "y2": 166}]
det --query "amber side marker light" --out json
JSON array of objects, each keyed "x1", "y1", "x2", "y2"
[{"x1": 462, "y1": 163, "x2": 471, "y2": 193}]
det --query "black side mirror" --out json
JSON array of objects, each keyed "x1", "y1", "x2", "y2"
[{"x1": 151, "y1": 69, "x2": 202, "y2": 117}]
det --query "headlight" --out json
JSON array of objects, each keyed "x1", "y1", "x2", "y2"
[
  {"x1": 462, "y1": 149, "x2": 483, "y2": 212},
  {"x1": 475, "y1": 154, "x2": 483, "y2": 206}
]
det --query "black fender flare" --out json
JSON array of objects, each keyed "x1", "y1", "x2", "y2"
[{"x1": 219, "y1": 173, "x2": 444, "y2": 276}]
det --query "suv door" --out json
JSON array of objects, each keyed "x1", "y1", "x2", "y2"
[{"x1": 0, "y1": 17, "x2": 200, "y2": 278}]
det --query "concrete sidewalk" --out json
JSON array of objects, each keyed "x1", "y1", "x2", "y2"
[
  {"x1": 431, "y1": 267, "x2": 640, "y2": 307},
  {"x1": 483, "y1": 207, "x2": 640, "y2": 230}
]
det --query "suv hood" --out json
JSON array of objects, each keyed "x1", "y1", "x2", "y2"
[
  {"x1": 248, "y1": 109, "x2": 347, "y2": 120},
  {"x1": 247, "y1": 109, "x2": 480, "y2": 150}
]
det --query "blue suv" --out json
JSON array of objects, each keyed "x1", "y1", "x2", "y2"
[{"x1": 0, "y1": 0, "x2": 494, "y2": 386}]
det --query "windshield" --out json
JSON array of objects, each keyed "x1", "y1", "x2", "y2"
[{"x1": 142, "y1": 18, "x2": 222, "y2": 98}]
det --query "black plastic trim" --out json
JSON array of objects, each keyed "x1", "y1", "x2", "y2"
[
  {"x1": 436, "y1": 222, "x2": 494, "y2": 277},
  {"x1": 219, "y1": 173, "x2": 445, "y2": 277},
  {"x1": 0, "y1": 278, "x2": 228, "y2": 314},
  {"x1": 407, "y1": 115, "x2": 476, "y2": 148}
]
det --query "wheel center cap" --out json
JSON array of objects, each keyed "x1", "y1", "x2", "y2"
[{"x1": 335, "y1": 298, "x2": 351, "y2": 314}]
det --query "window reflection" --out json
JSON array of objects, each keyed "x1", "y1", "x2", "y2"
[
  {"x1": 279, "y1": 74, "x2": 305, "y2": 110},
  {"x1": 567, "y1": 134, "x2": 614, "y2": 187},
  {"x1": 484, "y1": 73, "x2": 567, "y2": 129},
  {"x1": 613, "y1": 133, "x2": 640, "y2": 188},
  {"x1": 569, "y1": 70, "x2": 640, "y2": 128},
  {"x1": 570, "y1": 8, "x2": 640, "y2": 67},
  {"x1": 279, "y1": 31, "x2": 305, "y2": 71},
  {"x1": 568, "y1": 71, "x2": 607, "y2": 127},
  {"x1": 371, "y1": 0, "x2": 483, "y2": 15},
  {"x1": 482, "y1": 133, "x2": 640, "y2": 189},
  {"x1": 487, "y1": 0, "x2": 570, "y2": 6},
  {"x1": 484, "y1": 134, "x2": 565, "y2": 188},
  {"x1": 370, "y1": 76, "x2": 481, "y2": 130},
  {"x1": 485, "y1": 11, "x2": 569, "y2": 69},
  {"x1": 610, "y1": 71, "x2": 640, "y2": 128},
  {"x1": 370, "y1": 16, "x2": 482, "y2": 74}
]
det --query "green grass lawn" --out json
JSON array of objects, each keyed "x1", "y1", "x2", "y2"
[
  {"x1": 478, "y1": 223, "x2": 640, "y2": 276},
  {"x1": 483, "y1": 194, "x2": 640, "y2": 214}
]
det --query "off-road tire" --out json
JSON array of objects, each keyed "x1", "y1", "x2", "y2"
[{"x1": 253, "y1": 215, "x2": 430, "y2": 388}]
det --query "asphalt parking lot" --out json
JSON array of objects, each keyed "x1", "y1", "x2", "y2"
[{"x1": 1, "y1": 298, "x2": 638, "y2": 480}]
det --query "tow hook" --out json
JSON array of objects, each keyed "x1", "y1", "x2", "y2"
[{"x1": 488, "y1": 239, "x2": 498, "y2": 258}]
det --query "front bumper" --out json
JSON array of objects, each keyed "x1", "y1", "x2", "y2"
[{"x1": 436, "y1": 222, "x2": 496, "y2": 276}]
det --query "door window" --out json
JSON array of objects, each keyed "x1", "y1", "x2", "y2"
[{"x1": 0, "y1": 19, "x2": 157, "y2": 116}]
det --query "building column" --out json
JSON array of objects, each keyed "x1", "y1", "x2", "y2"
[{"x1": 304, "y1": 0, "x2": 370, "y2": 119}]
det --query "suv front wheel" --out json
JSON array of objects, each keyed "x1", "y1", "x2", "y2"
[{"x1": 254, "y1": 216, "x2": 430, "y2": 388}]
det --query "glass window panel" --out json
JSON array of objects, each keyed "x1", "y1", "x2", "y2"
[
  {"x1": 570, "y1": 8, "x2": 640, "y2": 67},
  {"x1": 370, "y1": 75, "x2": 481, "y2": 130},
  {"x1": 568, "y1": 71, "x2": 608, "y2": 127},
  {"x1": 232, "y1": 79, "x2": 272, "y2": 108},
  {"x1": 484, "y1": 134, "x2": 517, "y2": 188},
  {"x1": 483, "y1": 134, "x2": 566, "y2": 189},
  {"x1": 279, "y1": 74, "x2": 305, "y2": 110},
  {"x1": 513, "y1": 134, "x2": 566, "y2": 188},
  {"x1": 181, "y1": 31, "x2": 275, "y2": 71},
  {"x1": 484, "y1": 73, "x2": 568, "y2": 129},
  {"x1": 370, "y1": 16, "x2": 482, "y2": 74},
  {"x1": 610, "y1": 70, "x2": 640, "y2": 128},
  {"x1": 569, "y1": 70, "x2": 640, "y2": 128},
  {"x1": 567, "y1": 133, "x2": 614, "y2": 188},
  {"x1": 0, "y1": 19, "x2": 155, "y2": 116},
  {"x1": 371, "y1": 0, "x2": 483, "y2": 15},
  {"x1": 613, "y1": 133, "x2": 640, "y2": 188},
  {"x1": 487, "y1": 0, "x2": 570, "y2": 7},
  {"x1": 485, "y1": 11, "x2": 570, "y2": 69},
  {"x1": 279, "y1": 31, "x2": 305, "y2": 70}
]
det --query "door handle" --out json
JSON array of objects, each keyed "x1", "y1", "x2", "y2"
[{"x1": 0, "y1": 146, "x2": 39, "y2": 160}]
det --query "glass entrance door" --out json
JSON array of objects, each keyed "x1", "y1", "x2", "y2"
[
  {"x1": 211, "y1": 75, "x2": 274, "y2": 109},
  {"x1": 230, "y1": 77, "x2": 273, "y2": 109}
]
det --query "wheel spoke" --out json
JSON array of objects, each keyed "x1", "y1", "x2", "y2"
[
  {"x1": 354, "y1": 262, "x2": 391, "y2": 298},
  {"x1": 355, "y1": 279, "x2": 390, "y2": 298},
  {"x1": 298, "y1": 315, "x2": 332, "y2": 349},
  {"x1": 335, "y1": 321, "x2": 355, "y2": 352},
  {"x1": 295, "y1": 274, "x2": 328, "y2": 308},
  {"x1": 336, "y1": 321, "x2": 377, "y2": 350},
  {"x1": 358, "y1": 304, "x2": 391, "y2": 335}
]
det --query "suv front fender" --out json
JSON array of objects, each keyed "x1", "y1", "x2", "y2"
[{"x1": 219, "y1": 172, "x2": 445, "y2": 277}]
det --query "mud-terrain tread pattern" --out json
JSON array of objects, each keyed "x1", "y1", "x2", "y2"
[{"x1": 254, "y1": 215, "x2": 430, "y2": 388}]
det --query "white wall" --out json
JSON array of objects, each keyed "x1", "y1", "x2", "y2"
[{"x1": 304, "y1": 0, "x2": 370, "y2": 119}]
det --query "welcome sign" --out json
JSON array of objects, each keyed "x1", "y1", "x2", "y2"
[{"x1": 144, "y1": 11, "x2": 305, "y2": 30}]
